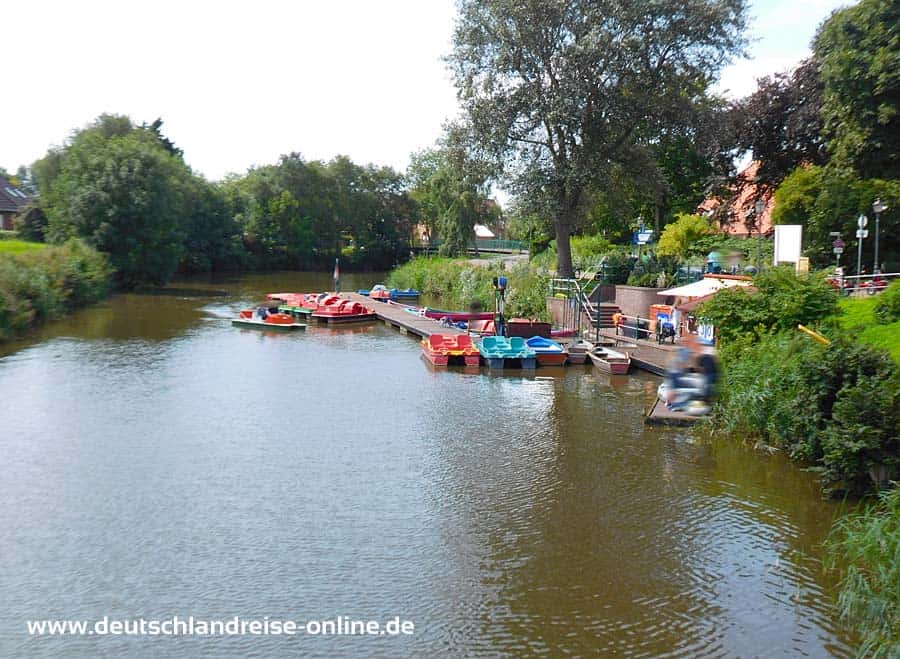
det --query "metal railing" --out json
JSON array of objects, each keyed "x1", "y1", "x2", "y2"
[{"x1": 830, "y1": 271, "x2": 899, "y2": 294}]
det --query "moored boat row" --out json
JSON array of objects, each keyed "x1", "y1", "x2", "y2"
[{"x1": 239, "y1": 290, "x2": 635, "y2": 375}]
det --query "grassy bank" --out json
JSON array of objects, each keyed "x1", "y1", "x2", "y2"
[
  {"x1": 386, "y1": 256, "x2": 550, "y2": 320},
  {"x1": 837, "y1": 285, "x2": 900, "y2": 363},
  {"x1": 0, "y1": 239, "x2": 113, "y2": 340},
  {"x1": 0, "y1": 239, "x2": 49, "y2": 255}
]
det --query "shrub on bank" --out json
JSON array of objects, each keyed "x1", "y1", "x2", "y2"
[
  {"x1": 716, "y1": 331, "x2": 899, "y2": 494},
  {"x1": 875, "y1": 280, "x2": 900, "y2": 324},
  {"x1": 0, "y1": 239, "x2": 112, "y2": 340},
  {"x1": 827, "y1": 487, "x2": 900, "y2": 658},
  {"x1": 697, "y1": 267, "x2": 839, "y2": 343}
]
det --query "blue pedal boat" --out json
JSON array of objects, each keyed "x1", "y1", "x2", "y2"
[
  {"x1": 525, "y1": 336, "x2": 569, "y2": 366},
  {"x1": 477, "y1": 336, "x2": 537, "y2": 369}
]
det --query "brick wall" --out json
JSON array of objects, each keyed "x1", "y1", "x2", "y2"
[{"x1": 614, "y1": 286, "x2": 668, "y2": 320}]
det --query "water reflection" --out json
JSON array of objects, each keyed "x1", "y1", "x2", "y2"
[{"x1": 0, "y1": 272, "x2": 855, "y2": 657}]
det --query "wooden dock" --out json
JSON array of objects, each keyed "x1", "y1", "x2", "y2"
[
  {"x1": 591, "y1": 328, "x2": 680, "y2": 376},
  {"x1": 339, "y1": 293, "x2": 465, "y2": 339},
  {"x1": 645, "y1": 397, "x2": 702, "y2": 427}
]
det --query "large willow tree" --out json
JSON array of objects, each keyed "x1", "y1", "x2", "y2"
[{"x1": 449, "y1": 0, "x2": 748, "y2": 277}]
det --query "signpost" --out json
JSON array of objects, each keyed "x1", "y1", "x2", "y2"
[
  {"x1": 856, "y1": 214, "x2": 868, "y2": 284},
  {"x1": 832, "y1": 236, "x2": 844, "y2": 267}
]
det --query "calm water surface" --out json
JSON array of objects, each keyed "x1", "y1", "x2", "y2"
[{"x1": 0, "y1": 272, "x2": 855, "y2": 657}]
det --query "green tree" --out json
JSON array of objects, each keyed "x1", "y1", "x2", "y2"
[
  {"x1": 44, "y1": 129, "x2": 187, "y2": 287},
  {"x1": 407, "y1": 143, "x2": 496, "y2": 257},
  {"x1": 656, "y1": 213, "x2": 715, "y2": 259},
  {"x1": 814, "y1": 0, "x2": 900, "y2": 179},
  {"x1": 773, "y1": 165, "x2": 900, "y2": 270},
  {"x1": 448, "y1": 0, "x2": 748, "y2": 277}
]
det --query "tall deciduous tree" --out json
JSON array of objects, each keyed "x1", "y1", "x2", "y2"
[
  {"x1": 449, "y1": 0, "x2": 748, "y2": 276},
  {"x1": 407, "y1": 139, "x2": 497, "y2": 257},
  {"x1": 732, "y1": 57, "x2": 827, "y2": 188},
  {"x1": 814, "y1": 0, "x2": 900, "y2": 179},
  {"x1": 44, "y1": 129, "x2": 187, "y2": 287}
]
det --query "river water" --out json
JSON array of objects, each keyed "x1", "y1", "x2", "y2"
[{"x1": 0, "y1": 272, "x2": 855, "y2": 657}]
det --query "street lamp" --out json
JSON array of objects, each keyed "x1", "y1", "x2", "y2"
[
  {"x1": 754, "y1": 198, "x2": 765, "y2": 272},
  {"x1": 872, "y1": 198, "x2": 888, "y2": 274}
]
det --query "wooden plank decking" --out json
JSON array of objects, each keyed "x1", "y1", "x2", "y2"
[
  {"x1": 592, "y1": 328, "x2": 680, "y2": 376},
  {"x1": 339, "y1": 293, "x2": 464, "y2": 339},
  {"x1": 645, "y1": 397, "x2": 702, "y2": 427}
]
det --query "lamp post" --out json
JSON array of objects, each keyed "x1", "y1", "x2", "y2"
[
  {"x1": 872, "y1": 198, "x2": 888, "y2": 274},
  {"x1": 754, "y1": 198, "x2": 765, "y2": 272}
]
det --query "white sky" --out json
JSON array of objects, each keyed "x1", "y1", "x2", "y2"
[{"x1": 2, "y1": 0, "x2": 851, "y2": 182}]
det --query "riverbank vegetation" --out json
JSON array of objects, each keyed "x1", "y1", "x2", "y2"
[
  {"x1": 697, "y1": 269, "x2": 898, "y2": 495},
  {"x1": 827, "y1": 487, "x2": 900, "y2": 657},
  {"x1": 0, "y1": 239, "x2": 112, "y2": 340},
  {"x1": 387, "y1": 256, "x2": 549, "y2": 321},
  {"x1": 837, "y1": 283, "x2": 900, "y2": 363},
  {"x1": 26, "y1": 115, "x2": 419, "y2": 289}
]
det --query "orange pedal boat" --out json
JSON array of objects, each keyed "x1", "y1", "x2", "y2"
[{"x1": 422, "y1": 333, "x2": 481, "y2": 366}]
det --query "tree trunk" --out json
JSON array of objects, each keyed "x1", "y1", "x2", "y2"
[
  {"x1": 555, "y1": 188, "x2": 580, "y2": 278},
  {"x1": 555, "y1": 221, "x2": 574, "y2": 278}
]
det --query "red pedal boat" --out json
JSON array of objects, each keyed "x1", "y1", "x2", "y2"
[
  {"x1": 422, "y1": 333, "x2": 481, "y2": 366},
  {"x1": 232, "y1": 309, "x2": 306, "y2": 331},
  {"x1": 311, "y1": 299, "x2": 376, "y2": 324}
]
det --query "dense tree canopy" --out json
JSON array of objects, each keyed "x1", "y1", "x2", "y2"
[
  {"x1": 31, "y1": 115, "x2": 416, "y2": 286},
  {"x1": 40, "y1": 117, "x2": 192, "y2": 286},
  {"x1": 814, "y1": 0, "x2": 900, "y2": 179},
  {"x1": 732, "y1": 57, "x2": 827, "y2": 189},
  {"x1": 449, "y1": 0, "x2": 748, "y2": 276},
  {"x1": 225, "y1": 154, "x2": 416, "y2": 270}
]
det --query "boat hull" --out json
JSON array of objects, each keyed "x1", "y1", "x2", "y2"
[
  {"x1": 312, "y1": 313, "x2": 376, "y2": 324},
  {"x1": 423, "y1": 309, "x2": 494, "y2": 322},
  {"x1": 588, "y1": 349, "x2": 631, "y2": 374},
  {"x1": 535, "y1": 353, "x2": 568, "y2": 366},
  {"x1": 232, "y1": 319, "x2": 306, "y2": 331}
]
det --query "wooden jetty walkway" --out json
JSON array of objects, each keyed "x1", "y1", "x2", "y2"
[
  {"x1": 645, "y1": 398, "x2": 702, "y2": 427},
  {"x1": 339, "y1": 293, "x2": 464, "y2": 339},
  {"x1": 592, "y1": 328, "x2": 681, "y2": 376},
  {"x1": 338, "y1": 294, "x2": 680, "y2": 378}
]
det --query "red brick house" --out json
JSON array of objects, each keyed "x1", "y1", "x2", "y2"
[
  {"x1": 697, "y1": 161, "x2": 775, "y2": 237},
  {"x1": 0, "y1": 175, "x2": 32, "y2": 230}
]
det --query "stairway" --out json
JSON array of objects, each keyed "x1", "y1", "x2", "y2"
[{"x1": 595, "y1": 303, "x2": 621, "y2": 328}]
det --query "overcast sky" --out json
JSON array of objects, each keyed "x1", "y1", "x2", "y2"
[{"x1": 2, "y1": 0, "x2": 850, "y2": 182}]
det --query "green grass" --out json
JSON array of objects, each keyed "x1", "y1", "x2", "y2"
[
  {"x1": 0, "y1": 240, "x2": 48, "y2": 255},
  {"x1": 838, "y1": 296, "x2": 900, "y2": 363}
]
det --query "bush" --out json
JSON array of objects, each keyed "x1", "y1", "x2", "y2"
[
  {"x1": 875, "y1": 280, "x2": 900, "y2": 324},
  {"x1": 715, "y1": 331, "x2": 899, "y2": 494},
  {"x1": 0, "y1": 239, "x2": 112, "y2": 340},
  {"x1": 827, "y1": 487, "x2": 900, "y2": 658},
  {"x1": 697, "y1": 266, "x2": 839, "y2": 344},
  {"x1": 13, "y1": 205, "x2": 48, "y2": 242}
]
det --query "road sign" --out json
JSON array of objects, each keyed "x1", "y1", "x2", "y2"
[
  {"x1": 833, "y1": 247, "x2": 844, "y2": 255},
  {"x1": 856, "y1": 229, "x2": 869, "y2": 238},
  {"x1": 858, "y1": 215, "x2": 868, "y2": 229},
  {"x1": 833, "y1": 238, "x2": 845, "y2": 249}
]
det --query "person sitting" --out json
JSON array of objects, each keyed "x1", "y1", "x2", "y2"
[{"x1": 696, "y1": 346, "x2": 719, "y2": 402}]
